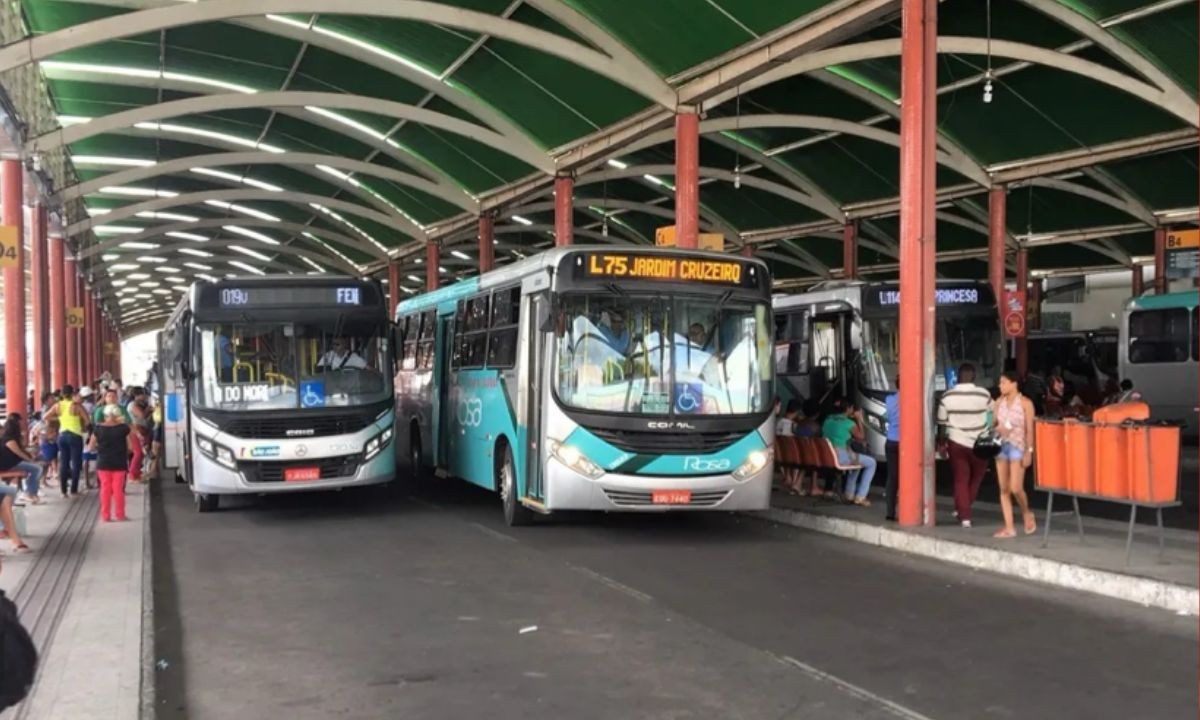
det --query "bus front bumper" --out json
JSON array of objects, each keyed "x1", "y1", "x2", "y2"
[
  {"x1": 190, "y1": 445, "x2": 394, "y2": 495},
  {"x1": 542, "y1": 457, "x2": 772, "y2": 512}
]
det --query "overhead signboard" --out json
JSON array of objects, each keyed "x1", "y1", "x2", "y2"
[{"x1": 1165, "y1": 228, "x2": 1199, "y2": 279}]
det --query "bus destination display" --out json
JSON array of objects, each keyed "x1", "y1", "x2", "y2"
[
  {"x1": 582, "y1": 253, "x2": 745, "y2": 286},
  {"x1": 217, "y1": 286, "x2": 364, "y2": 308},
  {"x1": 868, "y1": 285, "x2": 987, "y2": 308}
]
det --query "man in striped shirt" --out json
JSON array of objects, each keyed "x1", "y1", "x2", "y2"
[{"x1": 937, "y1": 364, "x2": 992, "y2": 528}]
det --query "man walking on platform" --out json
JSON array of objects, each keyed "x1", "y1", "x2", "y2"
[{"x1": 937, "y1": 364, "x2": 991, "y2": 528}]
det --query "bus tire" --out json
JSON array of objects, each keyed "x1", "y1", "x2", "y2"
[
  {"x1": 499, "y1": 443, "x2": 532, "y2": 527},
  {"x1": 195, "y1": 492, "x2": 219, "y2": 513}
]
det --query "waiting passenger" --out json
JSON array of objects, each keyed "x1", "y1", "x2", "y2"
[
  {"x1": 992, "y1": 370, "x2": 1037, "y2": 538},
  {"x1": 1, "y1": 415, "x2": 43, "y2": 504},
  {"x1": 884, "y1": 378, "x2": 900, "y2": 522},
  {"x1": 821, "y1": 398, "x2": 877, "y2": 506},
  {"x1": 1106, "y1": 378, "x2": 1142, "y2": 405},
  {"x1": 90, "y1": 405, "x2": 134, "y2": 522},
  {"x1": 775, "y1": 399, "x2": 804, "y2": 495},
  {"x1": 317, "y1": 337, "x2": 367, "y2": 371},
  {"x1": 937, "y1": 364, "x2": 992, "y2": 528}
]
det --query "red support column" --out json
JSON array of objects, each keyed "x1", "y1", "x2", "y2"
[
  {"x1": 554, "y1": 175, "x2": 574, "y2": 247},
  {"x1": 1015, "y1": 247, "x2": 1029, "y2": 378},
  {"x1": 83, "y1": 290, "x2": 94, "y2": 384},
  {"x1": 842, "y1": 220, "x2": 859, "y2": 279},
  {"x1": 1029, "y1": 278, "x2": 1043, "y2": 331},
  {"x1": 65, "y1": 258, "x2": 79, "y2": 387},
  {"x1": 674, "y1": 110, "x2": 700, "y2": 250},
  {"x1": 49, "y1": 232, "x2": 66, "y2": 391},
  {"x1": 479, "y1": 213, "x2": 495, "y2": 272},
  {"x1": 30, "y1": 205, "x2": 49, "y2": 403},
  {"x1": 988, "y1": 186, "x2": 1007, "y2": 304},
  {"x1": 425, "y1": 241, "x2": 440, "y2": 292},
  {"x1": 1153, "y1": 226, "x2": 1167, "y2": 294},
  {"x1": 897, "y1": 0, "x2": 938, "y2": 528},
  {"x1": 386, "y1": 260, "x2": 401, "y2": 320},
  {"x1": 1, "y1": 160, "x2": 26, "y2": 421},
  {"x1": 1132, "y1": 263, "x2": 1144, "y2": 296}
]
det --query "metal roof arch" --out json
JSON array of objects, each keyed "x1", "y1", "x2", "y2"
[
  {"x1": 79, "y1": 217, "x2": 376, "y2": 263},
  {"x1": 56, "y1": 151, "x2": 478, "y2": 212},
  {"x1": 576, "y1": 164, "x2": 830, "y2": 221},
  {"x1": 0, "y1": 0, "x2": 677, "y2": 108},
  {"x1": 28, "y1": 91, "x2": 553, "y2": 174},
  {"x1": 702, "y1": 37, "x2": 1200, "y2": 127},
  {"x1": 68, "y1": 188, "x2": 420, "y2": 249},
  {"x1": 618, "y1": 113, "x2": 990, "y2": 189}
]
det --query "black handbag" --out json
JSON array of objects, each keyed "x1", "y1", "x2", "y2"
[{"x1": 972, "y1": 430, "x2": 1002, "y2": 459}]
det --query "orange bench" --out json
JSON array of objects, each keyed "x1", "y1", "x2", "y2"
[{"x1": 776, "y1": 436, "x2": 863, "y2": 495}]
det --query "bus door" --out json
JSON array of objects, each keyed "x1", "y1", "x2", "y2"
[
  {"x1": 435, "y1": 315, "x2": 454, "y2": 467},
  {"x1": 809, "y1": 308, "x2": 852, "y2": 406},
  {"x1": 523, "y1": 292, "x2": 549, "y2": 502}
]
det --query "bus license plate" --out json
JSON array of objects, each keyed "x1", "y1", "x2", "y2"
[
  {"x1": 284, "y1": 467, "x2": 320, "y2": 482},
  {"x1": 652, "y1": 490, "x2": 691, "y2": 505}
]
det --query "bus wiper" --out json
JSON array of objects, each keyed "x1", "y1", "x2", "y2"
[{"x1": 605, "y1": 282, "x2": 625, "y2": 297}]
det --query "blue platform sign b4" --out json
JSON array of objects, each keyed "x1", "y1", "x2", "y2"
[{"x1": 300, "y1": 381, "x2": 326, "y2": 408}]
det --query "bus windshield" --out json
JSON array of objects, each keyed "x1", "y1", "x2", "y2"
[
  {"x1": 861, "y1": 314, "x2": 1002, "y2": 392},
  {"x1": 554, "y1": 294, "x2": 773, "y2": 416},
  {"x1": 193, "y1": 319, "x2": 391, "y2": 411}
]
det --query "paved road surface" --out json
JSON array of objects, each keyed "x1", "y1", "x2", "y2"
[{"x1": 151, "y1": 479, "x2": 1197, "y2": 720}]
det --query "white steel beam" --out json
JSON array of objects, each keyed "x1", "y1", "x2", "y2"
[
  {"x1": 29, "y1": 91, "x2": 552, "y2": 173},
  {"x1": 0, "y1": 0, "x2": 676, "y2": 108},
  {"x1": 56, "y1": 151, "x2": 477, "y2": 211}
]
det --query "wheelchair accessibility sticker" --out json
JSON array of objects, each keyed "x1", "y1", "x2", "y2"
[
  {"x1": 675, "y1": 383, "x2": 703, "y2": 414},
  {"x1": 300, "y1": 380, "x2": 326, "y2": 408}
]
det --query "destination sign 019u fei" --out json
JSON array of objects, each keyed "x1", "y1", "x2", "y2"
[
  {"x1": 582, "y1": 253, "x2": 745, "y2": 285},
  {"x1": 217, "y1": 286, "x2": 364, "y2": 308}
]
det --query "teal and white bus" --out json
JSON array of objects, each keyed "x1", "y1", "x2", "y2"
[{"x1": 394, "y1": 247, "x2": 776, "y2": 525}]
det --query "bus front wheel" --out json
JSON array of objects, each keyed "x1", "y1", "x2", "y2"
[
  {"x1": 499, "y1": 444, "x2": 533, "y2": 527},
  {"x1": 195, "y1": 492, "x2": 219, "y2": 513}
]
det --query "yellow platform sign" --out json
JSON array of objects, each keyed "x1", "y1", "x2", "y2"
[
  {"x1": 1165, "y1": 228, "x2": 1198, "y2": 250},
  {"x1": 655, "y1": 225, "x2": 725, "y2": 252},
  {"x1": 66, "y1": 306, "x2": 85, "y2": 329},
  {"x1": 0, "y1": 225, "x2": 17, "y2": 269}
]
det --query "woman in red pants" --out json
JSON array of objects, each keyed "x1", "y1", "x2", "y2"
[{"x1": 89, "y1": 405, "x2": 134, "y2": 522}]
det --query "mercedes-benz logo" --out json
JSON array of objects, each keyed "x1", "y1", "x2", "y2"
[{"x1": 295, "y1": 444, "x2": 308, "y2": 457}]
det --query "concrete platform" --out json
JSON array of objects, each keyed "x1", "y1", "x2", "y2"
[
  {"x1": 756, "y1": 489, "x2": 1199, "y2": 616},
  {"x1": 0, "y1": 482, "x2": 149, "y2": 720}
]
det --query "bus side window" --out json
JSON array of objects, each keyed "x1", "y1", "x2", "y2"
[
  {"x1": 774, "y1": 310, "x2": 811, "y2": 376},
  {"x1": 1129, "y1": 308, "x2": 1190, "y2": 364},
  {"x1": 401, "y1": 315, "x2": 418, "y2": 371},
  {"x1": 452, "y1": 301, "x2": 466, "y2": 370},
  {"x1": 487, "y1": 287, "x2": 520, "y2": 369},
  {"x1": 417, "y1": 310, "x2": 435, "y2": 370}
]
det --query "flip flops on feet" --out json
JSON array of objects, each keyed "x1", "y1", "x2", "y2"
[{"x1": 993, "y1": 528, "x2": 1017, "y2": 539}]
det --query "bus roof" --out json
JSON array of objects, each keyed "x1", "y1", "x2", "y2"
[{"x1": 1126, "y1": 291, "x2": 1199, "y2": 311}]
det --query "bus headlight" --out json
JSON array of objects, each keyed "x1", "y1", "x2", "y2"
[
  {"x1": 733, "y1": 448, "x2": 773, "y2": 480},
  {"x1": 548, "y1": 439, "x2": 604, "y2": 479},
  {"x1": 364, "y1": 426, "x2": 394, "y2": 461},
  {"x1": 196, "y1": 436, "x2": 236, "y2": 469},
  {"x1": 865, "y1": 413, "x2": 885, "y2": 434},
  {"x1": 215, "y1": 446, "x2": 236, "y2": 469}
]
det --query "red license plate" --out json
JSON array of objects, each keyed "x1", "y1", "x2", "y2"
[
  {"x1": 652, "y1": 490, "x2": 692, "y2": 505},
  {"x1": 284, "y1": 466, "x2": 321, "y2": 482}
]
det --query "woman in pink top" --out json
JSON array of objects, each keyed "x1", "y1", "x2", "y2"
[{"x1": 992, "y1": 370, "x2": 1037, "y2": 538}]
